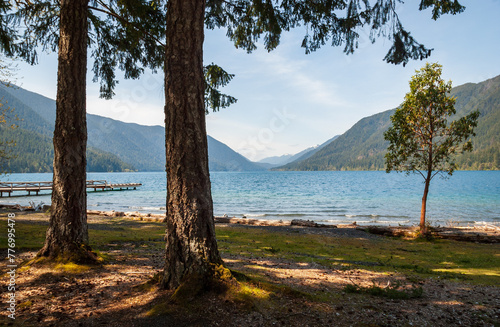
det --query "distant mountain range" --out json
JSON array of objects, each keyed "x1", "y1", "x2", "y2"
[
  {"x1": 2, "y1": 73, "x2": 498, "y2": 173},
  {"x1": 277, "y1": 75, "x2": 500, "y2": 171},
  {"x1": 258, "y1": 135, "x2": 339, "y2": 168},
  {"x1": 0, "y1": 84, "x2": 265, "y2": 172}
]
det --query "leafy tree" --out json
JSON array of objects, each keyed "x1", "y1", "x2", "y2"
[
  {"x1": 384, "y1": 63, "x2": 479, "y2": 234},
  {"x1": 160, "y1": 0, "x2": 466, "y2": 291}
]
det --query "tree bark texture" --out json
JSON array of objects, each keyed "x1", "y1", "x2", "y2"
[
  {"x1": 420, "y1": 170, "x2": 432, "y2": 235},
  {"x1": 39, "y1": 0, "x2": 94, "y2": 262},
  {"x1": 162, "y1": 0, "x2": 222, "y2": 290}
]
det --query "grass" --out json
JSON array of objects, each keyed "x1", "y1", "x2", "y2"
[
  {"x1": 0, "y1": 212, "x2": 165, "y2": 250},
  {"x1": 1, "y1": 212, "x2": 498, "y2": 287},
  {"x1": 53, "y1": 262, "x2": 92, "y2": 273},
  {"x1": 215, "y1": 226, "x2": 500, "y2": 286}
]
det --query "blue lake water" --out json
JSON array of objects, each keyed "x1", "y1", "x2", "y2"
[{"x1": 1, "y1": 171, "x2": 499, "y2": 227}]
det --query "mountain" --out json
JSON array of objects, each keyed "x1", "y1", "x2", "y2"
[
  {"x1": 278, "y1": 75, "x2": 500, "y2": 171},
  {"x1": 0, "y1": 84, "x2": 265, "y2": 172},
  {"x1": 208, "y1": 137, "x2": 266, "y2": 171},
  {"x1": 0, "y1": 125, "x2": 134, "y2": 173},
  {"x1": 258, "y1": 135, "x2": 340, "y2": 168},
  {"x1": 258, "y1": 154, "x2": 294, "y2": 167},
  {"x1": 288, "y1": 135, "x2": 340, "y2": 163}
]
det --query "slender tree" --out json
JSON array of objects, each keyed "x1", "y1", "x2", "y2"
[{"x1": 384, "y1": 63, "x2": 479, "y2": 235}]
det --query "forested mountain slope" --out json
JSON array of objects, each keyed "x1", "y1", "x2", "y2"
[
  {"x1": 278, "y1": 75, "x2": 500, "y2": 171},
  {"x1": 0, "y1": 84, "x2": 265, "y2": 172}
]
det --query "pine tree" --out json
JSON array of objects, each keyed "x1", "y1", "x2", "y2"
[
  {"x1": 11, "y1": 0, "x2": 165, "y2": 262},
  {"x1": 160, "y1": 0, "x2": 466, "y2": 290}
]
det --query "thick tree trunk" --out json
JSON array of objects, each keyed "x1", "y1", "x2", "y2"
[
  {"x1": 162, "y1": 0, "x2": 223, "y2": 290},
  {"x1": 39, "y1": 0, "x2": 95, "y2": 262}
]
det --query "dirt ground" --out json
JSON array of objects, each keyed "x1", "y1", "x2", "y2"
[{"x1": 1, "y1": 214, "x2": 499, "y2": 327}]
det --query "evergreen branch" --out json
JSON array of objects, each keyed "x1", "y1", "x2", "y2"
[{"x1": 89, "y1": 2, "x2": 165, "y2": 47}]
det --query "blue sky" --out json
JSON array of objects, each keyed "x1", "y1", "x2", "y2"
[{"x1": 11, "y1": 0, "x2": 500, "y2": 161}]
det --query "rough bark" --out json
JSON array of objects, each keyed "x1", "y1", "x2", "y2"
[
  {"x1": 39, "y1": 0, "x2": 95, "y2": 263},
  {"x1": 420, "y1": 170, "x2": 432, "y2": 235},
  {"x1": 162, "y1": 0, "x2": 223, "y2": 290}
]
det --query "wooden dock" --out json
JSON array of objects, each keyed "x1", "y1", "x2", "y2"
[{"x1": 0, "y1": 180, "x2": 142, "y2": 197}]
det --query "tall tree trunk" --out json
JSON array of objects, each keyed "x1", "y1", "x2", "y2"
[
  {"x1": 39, "y1": 0, "x2": 95, "y2": 263},
  {"x1": 420, "y1": 170, "x2": 432, "y2": 235},
  {"x1": 162, "y1": 0, "x2": 223, "y2": 290}
]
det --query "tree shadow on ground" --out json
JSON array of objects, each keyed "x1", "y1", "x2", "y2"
[{"x1": 1, "y1": 246, "x2": 498, "y2": 327}]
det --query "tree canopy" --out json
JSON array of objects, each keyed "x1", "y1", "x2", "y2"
[
  {"x1": 384, "y1": 63, "x2": 479, "y2": 178},
  {"x1": 206, "y1": 0, "x2": 465, "y2": 66}
]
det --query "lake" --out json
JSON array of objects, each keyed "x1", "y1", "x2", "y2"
[{"x1": 1, "y1": 171, "x2": 499, "y2": 227}]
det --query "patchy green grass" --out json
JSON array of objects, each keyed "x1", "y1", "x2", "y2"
[
  {"x1": 0, "y1": 213, "x2": 165, "y2": 250},
  {"x1": 89, "y1": 219, "x2": 165, "y2": 248},
  {"x1": 215, "y1": 226, "x2": 500, "y2": 286},
  {"x1": 53, "y1": 262, "x2": 93, "y2": 273},
  {"x1": 0, "y1": 213, "x2": 48, "y2": 249},
  {"x1": 1, "y1": 213, "x2": 498, "y2": 286}
]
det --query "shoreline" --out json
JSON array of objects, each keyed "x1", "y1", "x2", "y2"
[
  {"x1": 2, "y1": 205, "x2": 499, "y2": 243},
  {"x1": 2, "y1": 203, "x2": 499, "y2": 226}
]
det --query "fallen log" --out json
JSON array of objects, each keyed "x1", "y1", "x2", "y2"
[{"x1": 358, "y1": 225, "x2": 499, "y2": 243}]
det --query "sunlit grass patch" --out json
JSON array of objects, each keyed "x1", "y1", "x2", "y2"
[
  {"x1": 433, "y1": 268, "x2": 500, "y2": 282},
  {"x1": 232, "y1": 282, "x2": 272, "y2": 305},
  {"x1": 216, "y1": 225, "x2": 500, "y2": 286},
  {"x1": 17, "y1": 300, "x2": 33, "y2": 310},
  {"x1": 54, "y1": 262, "x2": 92, "y2": 273},
  {"x1": 0, "y1": 218, "x2": 47, "y2": 250}
]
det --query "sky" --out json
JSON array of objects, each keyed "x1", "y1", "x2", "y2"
[{"x1": 10, "y1": 0, "x2": 500, "y2": 161}]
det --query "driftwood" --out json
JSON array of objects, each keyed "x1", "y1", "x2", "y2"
[
  {"x1": 431, "y1": 227, "x2": 499, "y2": 243},
  {"x1": 214, "y1": 216, "x2": 290, "y2": 226},
  {"x1": 5, "y1": 204, "x2": 497, "y2": 244},
  {"x1": 357, "y1": 226, "x2": 418, "y2": 238},
  {"x1": 358, "y1": 225, "x2": 499, "y2": 243},
  {"x1": 290, "y1": 219, "x2": 338, "y2": 228},
  {"x1": 291, "y1": 219, "x2": 320, "y2": 227}
]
